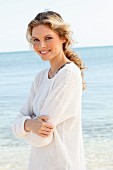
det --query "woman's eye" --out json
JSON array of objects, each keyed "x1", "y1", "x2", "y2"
[
  {"x1": 46, "y1": 37, "x2": 53, "y2": 40},
  {"x1": 33, "y1": 38, "x2": 39, "y2": 42},
  {"x1": 30, "y1": 38, "x2": 39, "y2": 44}
]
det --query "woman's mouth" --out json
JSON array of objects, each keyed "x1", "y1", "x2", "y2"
[{"x1": 40, "y1": 50, "x2": 50, "y2": 55}]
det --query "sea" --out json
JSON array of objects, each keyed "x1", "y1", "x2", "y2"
[{"x1": 0, "y1": 46, "x2": 113, "y2": 170}]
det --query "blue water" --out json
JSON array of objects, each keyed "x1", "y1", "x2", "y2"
[{"x1": 0, "y1": 46, "x2": 113, "y2": 170}]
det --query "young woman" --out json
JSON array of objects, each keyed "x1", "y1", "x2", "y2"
[{"x1": 13, "y1": 11, "x2": 86, "y2": 170}]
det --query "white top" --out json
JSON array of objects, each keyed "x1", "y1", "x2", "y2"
[{"x1": 13, "y1": 62, "x2": 86, "y2": 170}]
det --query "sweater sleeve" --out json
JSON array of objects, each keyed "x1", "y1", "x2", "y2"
[
  {"x1": 12, "y1": 69, "x2": 44, "y2": 138},
  {"x1": 12, "y1": 81, "x2": 35, "y2": 138},
  {"x1": 26, "y1": 66, "x2": 82, "y2": 147}
]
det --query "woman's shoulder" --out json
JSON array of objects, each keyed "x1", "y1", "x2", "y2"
[
  {"x1": 58, "y1": 62, "x2": 81, "y2": 80},
  {"x1": 52, "y1": 62, "x2": 81, "y2": 89}
]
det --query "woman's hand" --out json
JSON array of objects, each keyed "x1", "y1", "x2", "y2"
[{"x1": 24, "y1": 115, "x2": 55, "y2": 138}]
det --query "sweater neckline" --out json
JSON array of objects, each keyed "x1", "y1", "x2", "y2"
[{"x1": 46, "y1": 62, "x2": 73, "y2": 81}]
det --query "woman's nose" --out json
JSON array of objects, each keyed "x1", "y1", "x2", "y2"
[{"x1": 39, "y1": 41, "x2": 46, "y2": 48}]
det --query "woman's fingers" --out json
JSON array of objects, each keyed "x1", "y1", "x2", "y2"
[
  {"x1": 38, "y1": 129, "x2": 52, "y2": 138},
  {"x1": 39, "y1": 130, "x2": 51, "y2": 135},
  {"x1": 32, "y1": 115, "x2": 55, "y2": 137},
  {"x1": 40, "y1": 126, "x2": 53, "y2": 132},
  {"x1": 39, "y1": 126, "x2": 53, "y2": 135},
  {"x1": 39, "y1": 115, "x2": 55, "y2": 129},
  {"x1": 43, "y1": 122, "x2": 55, "y2": 129},
  {"x1": 40, "y1": 133, "x2": 50, "y2": 138},
  {"x1": 38, "y1": 123, "x2": 54, "y2": 137},
  {"x1": 39, "y1": 115, "x2": 49, "y2": 121}
]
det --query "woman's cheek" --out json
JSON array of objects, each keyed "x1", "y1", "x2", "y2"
[{"x1": 33, "y1": 44, "x2": 39, "y2": 52}]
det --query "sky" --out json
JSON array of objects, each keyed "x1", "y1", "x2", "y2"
[{"x1": 0, "y1": 0, "x2": 113, "y2": 52}]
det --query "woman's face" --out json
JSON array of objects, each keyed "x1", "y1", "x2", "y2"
[{"x1": 31, "y1": 25, "x2": 65, "y2": 61}]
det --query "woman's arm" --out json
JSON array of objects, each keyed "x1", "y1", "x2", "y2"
[
  {"x1": 13, "y1": 71, "x2": 54, "y2": 139},
  {"x1": 24, "y1": 115, "x2": 54, "y2": 137},
  {"x1": 13, "y1": 70, "x2": 52, "y2": 138},
  {"x1": 12, "y1": 81, "x2": 35, "y2": 138},
  {"x1": 25, "y1": 66, "x2": 82, "y2": 147}
]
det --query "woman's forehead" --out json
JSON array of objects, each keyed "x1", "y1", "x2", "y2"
[{"x1": 32, "y1": 25, "x2": 57, "y2": 37}]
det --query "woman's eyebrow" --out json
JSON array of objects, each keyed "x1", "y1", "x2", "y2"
[
  {"x1": 32, "y1": 34, "x2": 53, "y2": 39},
  {"x1": 31, "y1": 36, "x2": 39, "y2": 39},
  {"x1": 45, "y1": 34, "x2": 53, "y2": 37}
]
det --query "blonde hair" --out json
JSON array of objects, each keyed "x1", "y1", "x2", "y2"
[{"x1": 26, "y1": 11, "x2": 87, "y2": 90}]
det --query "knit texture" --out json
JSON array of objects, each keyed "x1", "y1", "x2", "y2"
[{"x1": 13, "y1": 62, "x2": 86, "y2": 170}]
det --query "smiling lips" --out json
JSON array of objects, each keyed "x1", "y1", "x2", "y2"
[{"x1": 40, "y1": 50, "x2": 50, "y2": 54}]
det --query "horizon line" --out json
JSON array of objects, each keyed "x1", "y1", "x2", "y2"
[{"x1": 0, "y1": 44, "x2": 113, "y2": 54}]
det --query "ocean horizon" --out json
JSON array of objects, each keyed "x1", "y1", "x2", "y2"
[
  {"x1": 0, "y1": 44, "x2": 113, "y2": 54},
  {"x1": 0, "y1": 45, "x2": 113, "y2": 170}
]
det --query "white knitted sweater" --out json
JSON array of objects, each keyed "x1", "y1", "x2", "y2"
[{"x1": 13, "y1": 62, "x2": 86, "y2": 170}]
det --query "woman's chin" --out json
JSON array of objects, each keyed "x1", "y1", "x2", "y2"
[{"x1": 40, "y1": 56, "x2": 49, "y2": 61}]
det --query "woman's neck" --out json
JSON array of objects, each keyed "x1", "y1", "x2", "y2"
[{"x1": 48, "y1": 55, "x2": 71, "y2": 78}]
